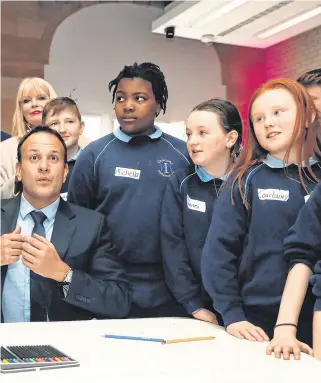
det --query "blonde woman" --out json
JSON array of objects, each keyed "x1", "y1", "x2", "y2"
[{"x1": 0, "y1": 77, "x2": 90, "y2": 198}]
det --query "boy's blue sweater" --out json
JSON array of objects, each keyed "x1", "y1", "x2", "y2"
[
  {"x1": 68, "y1": 127, "x2": 190, "y2": 309},
  {"x1": 202, "y1": 155, "x2": 321, "y2": 327}
]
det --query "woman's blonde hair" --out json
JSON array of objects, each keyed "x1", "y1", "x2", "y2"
[{"x1": 12, "y1": 77, "x2": 57, "y2": 139}]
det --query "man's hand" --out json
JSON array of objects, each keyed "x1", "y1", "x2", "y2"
[
  {"x1": 192, "y1": 308, "x2": 219, "y2": 324},
  {"x1": 1, "y1": 226, "x2": 23, "y2": 266},
  {"x1": 21, "y1": 233, "x2": 69, "y2": 281},
  {"x1": 226, "y1": 321, "x2": 269, "y2": 342}
]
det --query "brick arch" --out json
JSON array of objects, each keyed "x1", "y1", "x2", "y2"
[
  {"x1": 1, "y1": 1, "x2": 166, "y2": 133},
  {"x1": 42, "y1": 1, "x2": 165, "y2": 70},
  {"x1": 40, "y1": 2, "x2": 102, "y2": 71}
]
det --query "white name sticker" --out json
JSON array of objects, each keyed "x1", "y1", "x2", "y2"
[
  {"x1": 115, "y1": 167, "x2": 141, "y2": 180},
  {"x1": 304, "y1": 195, "x2": 310, "y2": 203},
  {"x1": 258, "y1": 188, "x2": 289, "y2": 202},
  {"x1": 187, "y1": 195, "x2": 206, "y2": 213}
]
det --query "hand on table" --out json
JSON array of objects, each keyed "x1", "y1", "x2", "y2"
[
  {"x1": 266, "y1": 327, "x2": 313, "y2": 360},
  {"x1": 192, "y1": 308, "x2": 219, "y2": 324},
  {"x1": 226, "y1": 321, "x2": 269, "y2": 342}
]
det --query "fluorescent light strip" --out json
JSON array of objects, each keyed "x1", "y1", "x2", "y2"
[
  {"x1": 258, "y1": 6, "x2": 321, "y2": 39},
  {"x1": 193, "y1": 0, "x2": 250, "y2": 28}
]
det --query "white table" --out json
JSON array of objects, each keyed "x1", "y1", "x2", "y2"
[{"x1": 1, "y1": 318, "x2": 320, "y2": 382}]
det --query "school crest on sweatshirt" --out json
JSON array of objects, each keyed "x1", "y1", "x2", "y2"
[
  {"x1": 157, "y1": 159, "x2": 174, "y2": 177},
  {"x1": 258, "y1": 188, "x2": 289, "y2": 202}
]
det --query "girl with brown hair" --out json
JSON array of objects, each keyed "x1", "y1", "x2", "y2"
[
  {"x1": 201, "y1": 78, "x2": 321, "y2": 347},
  {"x1": 161, "y1": 98, "x2": 243, "y2": 324}
]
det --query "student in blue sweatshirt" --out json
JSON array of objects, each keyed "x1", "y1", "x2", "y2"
[
  {"x1": 68, "y1": 62, "x2": 190, "y2": 318},
  {"x1": 42, "y1": 97, "x2": 85, "y2": 197},
  {"x1": 201, "y1": 78, "x2": 321, "y2": 345},
  {"x1": 161, "y1": 99, "x2": 243, "y2": 324},
  {"x1": 266, "y1": 179, "x2": 321, "y2": 360}
]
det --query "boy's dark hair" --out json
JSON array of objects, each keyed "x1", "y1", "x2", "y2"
[
  {"x1": 192, "y1": 98, "x2": 243, "y2": 157},
  {"x1": 297, "y1": 68, "x2": 321, "y2": 87},
  {"x1": 17, "y1": 125, "x2": 67, "y2": 164},
  {"x1": 42, "y1": 97, "x2": 82, "y2": 124},
  {"x1": 108, "y1": 62, "x2": 168, "y2": 114}
]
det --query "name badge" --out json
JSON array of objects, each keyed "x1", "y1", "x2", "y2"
[
  {"x1": 187, "y1": 195, "x2": 206, "y2": 213},
  {"x1": 115, "y1": 167, "x2": 141, "y2": 180},
  {"x1": 258, "y1": 188, "x2": 289, "y2": 202}
]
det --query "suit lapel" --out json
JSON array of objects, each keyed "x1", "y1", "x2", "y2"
[
  {"x1": 1, "y1": 196, "x2": 21, "y2": 319},
  {"x1": 1, "y1": 196, "x2": 77, "y2": 260},
  {"x1": 51, "y1": 199, "x2": 76, "y2": 261},
  {"x1": 1, "y1": 196, "x2": 21, "y2": 235}
]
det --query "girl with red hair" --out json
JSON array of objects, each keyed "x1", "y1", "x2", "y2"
[{"x1": 201, "y1": 78, "x2": 321, "y2": 347}]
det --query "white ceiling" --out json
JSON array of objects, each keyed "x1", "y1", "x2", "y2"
[{"x1": 152, "y1": 0, "x2": 321, "y2": 48}]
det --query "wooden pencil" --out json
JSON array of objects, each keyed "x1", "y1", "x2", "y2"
[{"x1": 162, "y1": 336, "x2": 215, "y2": 344}]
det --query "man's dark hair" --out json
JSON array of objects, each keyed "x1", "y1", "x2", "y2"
[
  {"x1": 297, "y1": 68, "x2": 321, "y2": 87},
  {"x1": 108, "y1": 62, "x2": 168, "y2": 114},
  {"x1": 42, "y1": 97, "x2": 82, "y2": 124},
  {"x1": 17, "y1": 125, "x2": 67, "y2": 164},
  {"x1": 15, "y1": 126, "x2": 67, "y2": 194}
]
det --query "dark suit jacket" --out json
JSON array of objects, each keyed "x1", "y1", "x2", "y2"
[
  {"x1": 1, "y1": 195, "x2": 132, "y2": 322},
  {"x1": 0, "y1": 131, "x2": 11, "y2": 141}
]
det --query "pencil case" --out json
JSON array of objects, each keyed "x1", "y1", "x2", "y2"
[{"x1": 1, "y1": 345, "x2": 79, "y2": 373}]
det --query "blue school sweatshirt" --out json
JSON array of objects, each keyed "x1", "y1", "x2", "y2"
[
  {"x1": 201, "y1": 155, "x2": 321, "y2": 328},
  {"x1": 60, "y1": 149, "x2": 82, "y2": 195},
  {"x1": 161, "y1": 164, "x2": 227, "y2": 314},
  {"x1": 68, "y1": 127, "x2": 190, "y2": 309},
  {"x1": 284, "y1": 180, "x2": 321, "y2": 312},
  {"x1": 312, "y1": 261, "x2": 321, "y2": 311}
]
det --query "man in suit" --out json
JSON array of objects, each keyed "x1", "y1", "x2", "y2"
[{"x1": 1, "y1": 125, "x2": 131, "y2": 322}]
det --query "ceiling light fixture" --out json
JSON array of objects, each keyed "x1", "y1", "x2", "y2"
[
  {"x1": 258, "y1": 6, "x2": 321, "y2": 39},
  {"x1": 193, "y1": 0, "x2": 250, "y2": 28}
]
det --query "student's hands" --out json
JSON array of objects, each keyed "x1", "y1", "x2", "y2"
[
  {"x1": 21, "y1": 233, "x2": 70, "y2": 281},
  {"x1": 0, "y1": 226, "x2": 23, "y2": 266},
  {"x1": 266, "y1": 329, "x2": 313, "y2": 360},
  {"x1": 313, "y1": 311, "x2": 321, "y2": 361},
  {"x1": 192, "y1": 309, "x2": 219, "y2": 325},
  {"x1": 226, "y1": 321, "x2": 269, "y2": 342}
]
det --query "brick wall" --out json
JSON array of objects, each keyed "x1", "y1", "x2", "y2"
[
  {"x1": 214, "y1": 43, "x2": 266, "y2": 138},
  {"x1": 215, "y1": 25, "x2": 321, "y2": 141},
  {"x1": 1, "y1": 1, "x2": 166, "y2": 134},
  {"x1": 1, "y1": 1, "x2": 320, "y2": 135},
  {"x1": 265, "y1": 25, "x2": 321, "y2": 80}
]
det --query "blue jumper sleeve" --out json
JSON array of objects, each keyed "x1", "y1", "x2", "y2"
[
  {"x1": 161, "y1": 173, "x2": 203, "y2": 314},
  {"x1": 201, "y1": 177, "x2": 249, "y2": 327}
]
